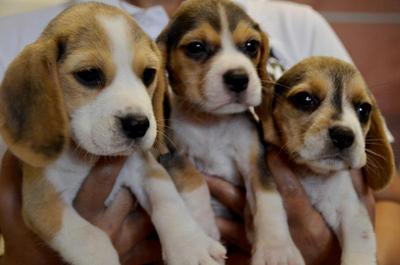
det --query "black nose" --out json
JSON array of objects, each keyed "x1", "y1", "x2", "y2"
[
  {"x1": 119, "y1": 115, "x2": 150, "y2": 139},
  {"x1": 223, "y1": 69, "x2": 249, "y2": 93},
  {"x1": 329, "y1": 126, "x2": 355, "y2": 150}
]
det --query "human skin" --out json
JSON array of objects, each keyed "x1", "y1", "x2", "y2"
[{"x1": 0, "y1": 150, "x2": 374, "y2": 265}]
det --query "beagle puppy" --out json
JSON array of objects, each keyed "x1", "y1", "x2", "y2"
[
  {"x1": 0, "y1": 3, "x2": 226, "y2": 265},
  {"x1": 257, "y1": 56, "x2": 395, "y2": 265},
  {"x1": 158, "y1": 1, "x2": 304, "y2": 264}
]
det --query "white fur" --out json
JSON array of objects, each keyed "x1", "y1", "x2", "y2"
[
  {"x1": 169, "y1": 7, "x2": 303, "y2": 265},
  {"x1": 251, "y1": 193, "x2": 304, "y2": 265},
  {"x1": 51, "y1": 206, "x2": 120, "y2": 265},
  {"x1": 202, "y1": 7, "x2": 261, "y2": 114},
  {"x1": 1, "y1": 13, "x2": 226, "y2": 265},
  {"x1": 301, "y1": 171, "x2": 376, "y2": 265},
  {"x1": 71, "y1": 15, "x2": 156, "y2": 156},
  {"x1": 300, "y1": 93, "x2": 367, "y2": 172},
  {"x1": 181, "y1": 185, "x2": 220, "y2": 240}
]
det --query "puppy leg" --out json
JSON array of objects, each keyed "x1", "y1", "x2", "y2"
[
  {"x1": 120, "y1": 151, "x2": 226, "y2": 265},
  {"x1": 164, "y1": 154, "x2": 220, "y2": 240},
  {"x1": 248, "y1": 177, "x2": 304, "y2": 265},
  {"x1": 307, "y1": 173, "x2": 376, "y2": 265},
  {"x1": 23, "y1": 166, "x2": 119, "y2": 265},
  {"x1": 238, "y1": 150, "x2": 304, "y2": 265}
]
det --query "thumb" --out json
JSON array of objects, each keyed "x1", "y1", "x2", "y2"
[{"x1": 266, "y1": 151, "x2": 315, "y2": 222}]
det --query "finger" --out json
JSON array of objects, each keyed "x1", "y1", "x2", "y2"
[
  {"x1": 0, "y1": 151, "x2": 22, "y2": 197},
  {"x1": 122, "y1": 240, "x2": 162, "y2": 265},
  {"x1": 206, "y1": 176, "x2": 246, "y2": 216},
  {"x1": 216, "y1": 218, "x2": 250, "y2": 252},
  {"x1": 74, "y1": 156, "x2": 126, "y2": 216},
  {"x1": 266, "y1": 151, "x2": 315, "y2": 221},
  {"x1": 94, "y1": 189, "x2": 136, "y2": 238},
  {"x1": 0, "y1": 151, "x2": 23, "y2": 226},
  {"x1": 104, "y1": 188, "x2": 135, "y2": 221},
  {"x1": 115, "y1": 208, "x2": 154, "y2": 256}
]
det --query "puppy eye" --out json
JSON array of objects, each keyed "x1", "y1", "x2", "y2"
[
  {"x1": 185, "y1": 41, "x2": 208, "y2": 59},
  {"x1": 241, "y1": 40, "x2": 260, "y2": 57},
  {"x1": 355, "y1": 103, "x2": 372, "y2": 123},
  {"x1": 74, "y1": 68, "x2": 105, "y2": 88},
  {"x1": 290, "y1": 92, "x2": 320, "y2": 112},
  {"x1": 142, "y1": 68, "x2": 157, "y2": 87}
]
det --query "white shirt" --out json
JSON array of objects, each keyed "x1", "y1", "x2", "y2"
[{"x1": 0, "y1": 0, "x2": 352, "y2": 82}]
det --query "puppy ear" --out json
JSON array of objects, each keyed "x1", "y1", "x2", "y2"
[
  {"x1": 257, "y1": 30, "x2": 269, "y2": 83},
  {"x1": 255, "y1": 30, "x2": 280, "y2": 145},
  {"x1": 152, "y1": 62, "x2": 169, "y2": 157},
  {"x1": 363, "y1": 106, "x2": 396, "y2": 191},
  {"x1": 0, "y1": 38, "x2": 69, "y2": 167}
]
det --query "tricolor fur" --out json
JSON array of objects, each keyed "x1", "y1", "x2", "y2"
[
  {"x1": 257, "y1": 56, "x2": 395, "y2": 265},
  {"x1": 0, "y1": 3, "x2": 226, "y2": 265},
  {"x1": 158, "y1": 1, "x2": 304, "y2": 265}
]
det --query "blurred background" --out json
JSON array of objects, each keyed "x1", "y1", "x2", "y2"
[{"x1": 0, "y1": 0, "x2": 399, "y2": 162}]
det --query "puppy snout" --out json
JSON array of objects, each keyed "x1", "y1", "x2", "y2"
[
  {"x1": 223, "y1": 68, "x2": 249, "y2": 93},
  {"x1": 119, "y1": 115, "x2": 150, "y2": 139},
  {"x1": 329, "y1": 126, "x2": 355, "y2": 150}
]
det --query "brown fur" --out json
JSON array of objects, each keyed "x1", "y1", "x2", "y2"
[
  {"x1": 257, "y1": 56, "x2": 395, "y2": 190},
  {"x1": 157, "y1": 0, "x2": 270, "y2": 192},
  {"x1": 22, "y1": 165, "x2": 63, "y2": 241},
  {"x1": 0, "y1": 3, "x2": 167, "y2": 167},
  {"x1": 0, "y1": 2, "x2": 168, "y2": 244}
]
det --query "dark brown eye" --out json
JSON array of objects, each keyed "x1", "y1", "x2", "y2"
[
  {"x1": 142, "y1": 68, "x2": 157, "y2": 87},
  {"x1": 185, "y1": 41, "x2": 208, "y2": 60},
  {"x1": 74, "y1": 68, "x2": 105, "y2": 88},
  {"x1": 355, "y1": 103, "x2": 372, "y2": 123},
  {"x1": 242, "y1": 39, "x2": 260, "y2": 57},
  {"x1": 290, "y1": 92, "x2": 320, "y2": 112}
]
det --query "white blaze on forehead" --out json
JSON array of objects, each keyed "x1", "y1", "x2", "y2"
[
  {"x1": 201, "y1": 5, "x2": 261, "y2": 113},
  {"x1": 218, "y1": 5, "x2": 236, "y2": 52},
  {"x1": 97, "y1": 14, "x2": 134, "y2": 73},
  {"x1": 69, "y1": 14, "x2": 156, "y2": 155}
]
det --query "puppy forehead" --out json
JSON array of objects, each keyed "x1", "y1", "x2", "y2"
[
  {"x1": 43, "y1": 3, "x2": 155, "y2": 63},
  {"x1": 163, "y1": 0, "x2": 255, "y2": 48}
]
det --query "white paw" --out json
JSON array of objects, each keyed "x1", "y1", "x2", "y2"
[
  {"x1": 163, "y1": 230, "x2": 226, "y2": 265},
  {"x1": 342, "y1": 255, "x2": 376, "y2": 265},
  {"x1": 56, "y1": 228, "x2": 120, "y2": 265},
  {"x1": 251, "y1": 240, "x2": 305, "y2": 265},
  {"x1": 194, "y1": 213, "x2": 220, "y2": 240}
]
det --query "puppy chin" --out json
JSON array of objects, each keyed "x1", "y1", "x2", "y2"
[
  {"x1": 73, "y1": 128, "x2": 156, "y2": 156},
  {"x1": 211, "y1": 103, "x2": 248, "y2": 114},
  {"x1": 306, "y1": 159, "x2": 350, "y2": 174},
  {"x1": 299, "y1": 151, "x2": 367, "y2": 175}
]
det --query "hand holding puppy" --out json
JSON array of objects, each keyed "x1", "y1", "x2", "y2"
[
  {"x1": 0, "y1": 152, "x2": 162, "y2": 265},
  {"x1": 207, "y1": 150, "x2": 374, "y2": 265}
]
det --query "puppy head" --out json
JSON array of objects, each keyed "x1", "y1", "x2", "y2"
[
  {"x1": 157, "y1": 0, "x2": 269, "y2": 115},
  {"x1": 262, "y1": 56, "x2": 394, "y2": 190},
  {"x1": 0, "y1": 3, "x2": 167, "y2": 167}
]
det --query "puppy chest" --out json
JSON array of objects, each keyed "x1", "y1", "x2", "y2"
[{"x1": 171, "y1": 116, "x2": 257, "y2": 184}]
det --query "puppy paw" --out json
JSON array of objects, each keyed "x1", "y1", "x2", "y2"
[
  {"x1": 251, "y1": 240, "x2": 304, "y2": 265},
  {"x1": 163, "y1": 231, "x2": 226, "y2": 265},
  {"x1": 342, "y1": 255, "x2": 376, "y2": 265}
]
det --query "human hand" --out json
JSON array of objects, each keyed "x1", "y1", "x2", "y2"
[
  {"x1": 0, "y1": 151, "x2": 162, "y2": 265},
  {"x1": 206, "y1": 150, "x2": 374, "y2": 265}
]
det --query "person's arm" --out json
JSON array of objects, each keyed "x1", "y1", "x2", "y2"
[
  {"x1": 206, "y1": 151, "x2": 374, "y2": 265},
  {"x1": 0, "y1": 152, "x2": 162, "y2": 265}
]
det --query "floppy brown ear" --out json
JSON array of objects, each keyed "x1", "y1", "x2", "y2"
[
  {"x1": 257, "y1": 30, "x2": 269, "y2": 84},
  {"x1": 363, "y1": 106, "x2": 396, "y2": 191},
  {"x1": 152, "y1": 62, "x2": 169, "y2": 157},
  {"x1": 0, "y1": 38, "x2": 68, "y2": 167},
  {"x1": 254, "y1": 30, "x2": 279, "y2": 145}
]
